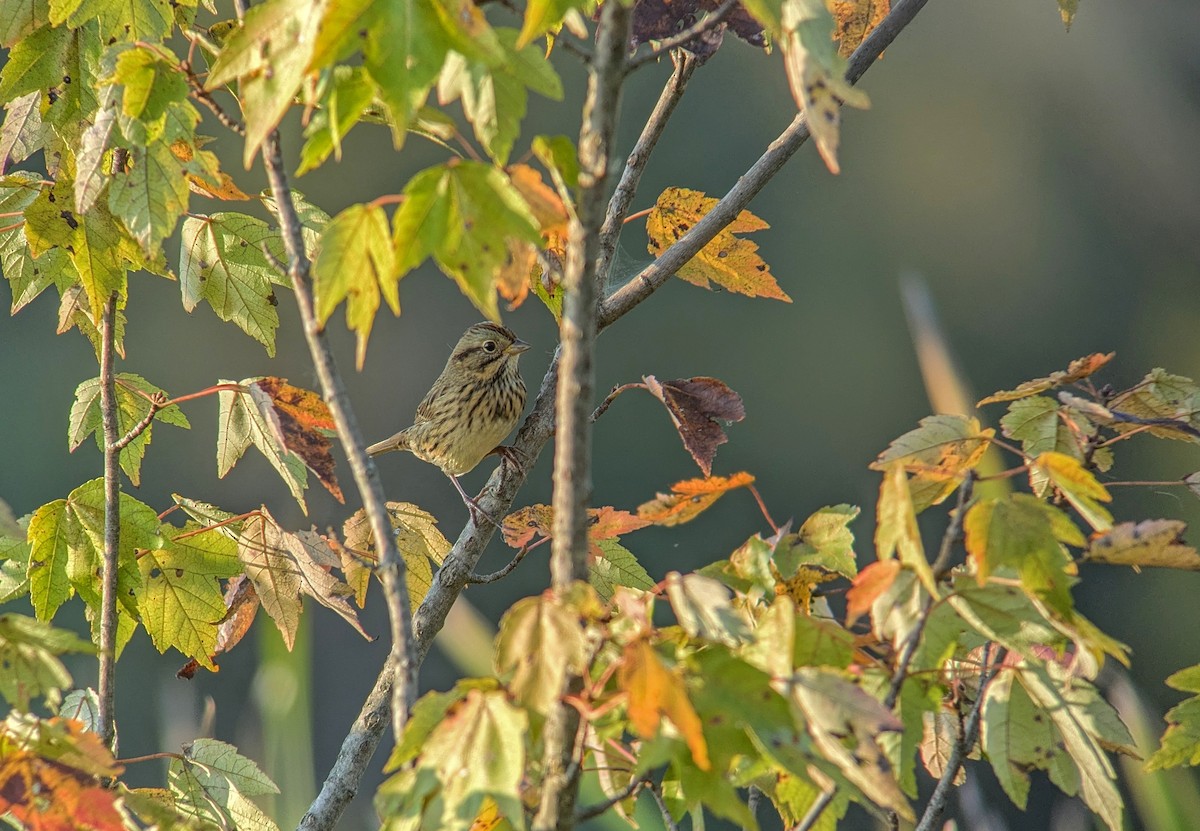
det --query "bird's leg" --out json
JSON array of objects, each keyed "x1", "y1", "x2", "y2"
[
  {"x1": 448, "y1": 473, "x2": 502, "y2": 528},
  {"x1": 488, "y1": 444, "x2": 529, "y2": 475}
]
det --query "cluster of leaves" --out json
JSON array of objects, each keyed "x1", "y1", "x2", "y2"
[{"x1": 374, "y1": 354, "x2": 1200, "y2": 831}]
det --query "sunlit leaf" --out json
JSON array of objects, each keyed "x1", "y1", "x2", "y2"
[
  {"x1": 875, "y1": 462, "x2": 937, "y2": 595},
  {"x1": 828, "y1": 0, "x2": 889, "y2": 57},
  {"x1": 1108, "y1": 368, "x2": 1200, "y2": 443},
  {"x1": 1146, "y1": 665, "x2": 1200, "y2": 771},
  {"x1": 494, "y1": 591, "x2": 588, "y2": 715},
  {"x1": 246, "y1": 377, "x2": 343, "y2": 502},
  {"x1": 1084, "y1": 520, "x2": 1200, "y2": 571},
  {"x1": 637, "y1": 471, "x2": 755, "y2": 526},
  {"x1": 979, "y1": 353, "x2": 1114, "y2": 405},
  {"x1": 871, "y1": 414, "x2": 993, "y2": 512},
  {"x1": 1031, "y1": 451, "x2": 1112, "y2": 532},
  {"x1": 845, "y1": 559, "x2": 899, "y2": 626},
  {"x1": 619, "y1": 639, "x2": 710, "y2": 770},
  {"x1": 646, "y1": 187, "x2": 789, "y2": 301},
  {"x1": 665, "y1": 571, "x2": 752, "y2": 646},
  {"x1": 217, "y1": 380, "x2": 310, "y2": 513}
]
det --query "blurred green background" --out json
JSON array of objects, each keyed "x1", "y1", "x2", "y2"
[{"x1": 3, "y1": 0, "x2": 1200, "y2": 827}]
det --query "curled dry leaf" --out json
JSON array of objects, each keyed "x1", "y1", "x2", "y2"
[
  {"x1": 177, "y1": 574, "x2": 260, "y2": 679},
  {"x1": 643, "y1": 375, "x2": 746, "y2": 476},
  {"x1": 1085, "y1": 520, "x2": 1200, "y2": 572},
  {"x1": 637, "y1": 471, "x2": 755, "y2": 526},
  {"x1": 247, "y1": 376, "x2": 343, "y2": 502},
  {"x1": 978, "y1": 352, "x2": 1115, "y2": 406}
]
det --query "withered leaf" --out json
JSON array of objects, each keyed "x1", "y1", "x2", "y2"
[
  {"x1": 177, "y1": 574, "x2": 260, "y2": 679},
  {"x1": 646, "y1": 187, "x2": 790, "y2": 302},
  {"x1": 978, "y1": 352, "x2": 1115, "y2": 406},
  {"x1": 829, "y1": 0, "x2": 890, "y2": 57},
  {"x1": 637, "y1": 471, "x2": 755, "y2": 526},
  {"x1": 501, "y1": 164, "x2": 569, "y2": 310},
  {"x1": 247, "y1": 377, "x2": 343, "y2": 503},
  {"x1": 1085, "y1": 520, "x2": 1200, "y2": 572},
  {"x1": 643, "y1": 375, "x2": 745, "y2": 476},
  {"x1": 631, "y1": 0, "x2": 701, "y2": 46},
  {"x1": 501, "y1": 505, "x2": 649, "y2": 559}
]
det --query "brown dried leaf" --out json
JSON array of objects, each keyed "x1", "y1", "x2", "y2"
[
  {"x1": 646, "y1": 187, "x2": 790, "y2": 302},
  {"x1": 177, "y1": 574, "x2": 260, "y2": 678},
  {"x1": 631, "y1": 0, "x2": 701, "y2": 46},
  {"x1": 170, "y1": 139, "x2": 251, "y2": 201},
  {"x1": 978, "y1": 352, "x2": 1115, "y2": 406},
  {"x1": 643, "y1": 375, "x2": 746, "y2": 475},
  {"x1": 248, "y1": 377, "x2": 343, "y2": 503},
  {"x1": 828, "y1": 0, "x2": 889, "y2": 57},
  {"x1": 637, "y1": 472, "x2": 755, "y2": 527}
]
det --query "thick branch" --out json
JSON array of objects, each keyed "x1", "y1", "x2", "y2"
[
  {"x1": 596, "y1": 53, "x2": 697, "y2": 285},
  {"x1": 600, "y1": 0, "x2": 931, "y2": 328},
  {"x1": 259, "y1": 134, "x2": 415, "y2": 831},
  {"x1": 97, "y1": 292, "x2": 120, "y2": 751}
]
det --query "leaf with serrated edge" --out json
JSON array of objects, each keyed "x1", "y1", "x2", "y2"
[
  {"x1": 1032, "y1": 451, "x2": 1112, "y2": 532},
  {"x1": 217, "y1": 380, "x2": 309, "y2": 513},
  {"x1": 637, "y1": 472, "x2": 755, "y2": 527},
  {"x1": 872, "y1": 414, "x2": 993, "y2": 513},
  {"x1": 665, "y1": 571, "x2": 752, "y2": 646}
]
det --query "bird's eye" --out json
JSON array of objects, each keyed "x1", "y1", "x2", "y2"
[{"x1": 483, "y1": 341, "x2": 497, "y2": 353}]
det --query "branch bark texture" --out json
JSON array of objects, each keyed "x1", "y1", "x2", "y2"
[{"x1": 97, "y1": 292, "x2": 120, "y2": 751}]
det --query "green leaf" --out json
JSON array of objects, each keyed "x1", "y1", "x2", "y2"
[
  {"x1": 783, "y1": 504, "x2": 859, "y2": 579},
  {"x1": 982, "y1": 670, "x2": 1064, "y2": 807},
  {"x1": 376, "y1": 688, "x2": 527, "y2": 831},
  {"x1": 42, "y1": 22, "x2": 102, "y2": 146},
  {"x1": 1015, "y1": 659, "x2": 1134, "y2": 831},
  {"x1": 516, "y1": 0, "x2": 585, "y2": 47},
  {"x1": 187, "y1": 738, "x2": 280, "y2": 797},
  {"x1": 313, "y1": 203, "x2": 397, "y2": 369},
  {"x1": 589, "y1": 538, "x2": 655, "y2": 599},
  {"x1": 0, "y1": 23, "x2": 69, "y2": 106},
  {"x1": 217, "y1": 380, "x2": 309, "y2": 513},
  {"x1": 1031, "y1": 451, "x2": 1113, "y2": 532},
  {"x1": 75, "y1": 85, "x2": 119, "y2": 214},
  {"x1": 963, "y1": 494, "x2": 1075, "y2": 614},
  {"x1": 1001, "y1": 395, "x2": 1097, "y2": 496},
  {"x1": 531, "y1": 133, "x2": 578, "y2": 191},
  {"x1": 109, "y1": 139, "x2": 192, "y2": 256},
  {"x1": 170, "y1": 739, "x2": 281, "y2": 831},
  {"x1": 664, "y1": 571, "x2": 752, "y2": 646},
  {"x1": 298, "y1": 66, "x2": 378, "y2": 175},
  {"x1": 0, "y1": 614, "x2": 94, "y2": 710},
  {"x1": 1147, "y1": 665, "x2": 1200, "y2": 770},
  {"x1": 179, "y1": 214, "x2": 288, "y2": 354},
  {"x1": 494, "y1": 593, "x2": 587, "y2": 715},
  {"x1": 69, "y1": 373, "x2": 190, "y2": 486},
  {"x1": 57, "y1": 0, "x2": 174, "y2": 41},
  {"x1": 436, "y1": 29, "x2": 562, "y2": 165},
  {"x1": 0, "y1": 91, "x2": 44, "y2": 169},
  {"x1": 111, "y1": 45, "x2": 187, "y2": 121},
  {"x1": 0, "y1": 0, "x2": 51, "y2": 48},
  {"x1": 26, "y1": 499, "x2": 72, "y2": 620},
  {"x1": 872, "y1": 414, "x2": 993, "y2": 513},
  {"x1": 1110, "y1": 368, "x2": 1200, "y2": 443},
  {"x1": 392, "y1": 160, "x2": 540, "y2": 320},
  {"x1": 206, "y1": 0, "x2": 323, "y2": 166},
  {"x1": 137, "y1": 523, "x2": 239, "y2": 666}
]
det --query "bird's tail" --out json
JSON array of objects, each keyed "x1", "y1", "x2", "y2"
[{"x1": 366, "y1": 432, "x2": 408, "y2": 456}]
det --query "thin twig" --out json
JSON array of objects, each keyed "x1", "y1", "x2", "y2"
[
  {"x1": 468, "y1": 537, "x2": 545, "y2": 584},
  {"x1": 556, "y1": 36, "x2": 594, "y2": 63},
  {"x1": 260, "y1": 134, "x2": 415, "y2": 831},
  {"x1": 626, "y1": 0, "x2": 737, "y2": 70},
  {"x1": 111, "y1": 393, "x2": 166, "y2": 451},
  {"x1": 648, "y1": 782, "x2": 682, "y2": 831},
  {"x1": 183, "y1": 64, "x2": 244, "y2": 136},
  {"x1": 590, "y1": 383, "x2": 646, "y2": 422},
  {"x1": 932, "y1": 471, "x2": 975, "y2": 576},
  {"x1": 597, "y1": 54, "x2": 697, "y2": 286},
  {"x1": 97, "y1": 292, "x2": 120, "y2": 751},
  {"x1": 746, "y1": 484, "x2": 779, "y2": 533},
  {"x1": 574, "y1": 776, "x2": 647, "y2": 822},
  {"x1": 913, "y1": 644, "x2": 1002, "y2": 831},
  {"x1": 600, "y1": 0, "x2": 932, "y2": 328},
  {"x1": 115, "y1": 751, "x2": 185, "y2": 764}
]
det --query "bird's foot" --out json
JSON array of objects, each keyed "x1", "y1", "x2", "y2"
[{"x1": 489, "y1": 444, "x2": 529, "y2": 475}]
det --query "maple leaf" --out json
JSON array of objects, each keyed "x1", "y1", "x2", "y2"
[
  {"x1": 1084, "y1": 520, "x2": 1200, "y2": 572},
  {"x1": 637, "y1": 472, "x2": 755, "y2": 526},
  {"x1": 646, "y1": 187, "x2": 790, "y2": 301},
  {"x1": 845, "y1": 559, "x2": 900, "y2": 626},
  {"x1": 247, "y1": 377, "x2": 343, "y2": 502},
  {"x1": 618, "y1": 639, "x2": 711, "y2": 770},
  {"x1": 978, "y1": 352, "x2": 1115, "y2": 405},
  {"x1": 499, "y1": 163, "x2": 568, "y2": 309},
  {"x1": 643, "y1": 375, "x2": 745, "y2": 475},
  {"x1": 341, "y1": 502, "x2": 450, "y2": 609},
  {"x1": 501, "y1": 505, "x2": 649, "y2": 558}
]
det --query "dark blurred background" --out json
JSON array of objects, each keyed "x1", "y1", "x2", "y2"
[{"x1": 3, "y1": 0, "x2": 1200, "y2": 827}]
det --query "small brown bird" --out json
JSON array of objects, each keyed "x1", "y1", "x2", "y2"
[{"x1": 367, "y1": 322, "x2": 530, "y2": 522}]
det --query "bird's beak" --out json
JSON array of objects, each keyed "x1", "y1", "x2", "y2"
[{"x1": 507, "y1": 339, "x2": 531, "y2": 355}]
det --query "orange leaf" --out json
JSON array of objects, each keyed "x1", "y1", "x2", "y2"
[
  {"x1": 170, "y1": 139, "x2": 251, "y2": 201},
  {"x1": 501, "y1": 505, "x2": 649, "y2": 558},
  {"x1": 502, "y1": 164, "x2": 569, "y2": 310},
  {"x1": 249, "y1": 377, "x2": 343, "y2": 502},
  {"x1": 828, "y1": 0, "x2": 890, "y2": 58},
  {"x1": 618, "y1": 640, "x2": 710, "y2": 770},
  {"x1": 646, "y1": 187, "x2": 790, "y2": 302},
  {"x1": 637, "y1": 472, "x2": 755, "y2": 527},
  {"x1": 845, "y1": 559, "x2": 900, "y2": 626}
]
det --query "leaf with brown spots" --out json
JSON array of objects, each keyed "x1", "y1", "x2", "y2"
[
  {"x1": 646, "y1": 187, "x2": 790, "y2": 301},
  {"x1": 247, "y1": 377, "x2": 343, "y2": 502},
  {"x1": 1084, "y1": 520, "x2": 1200, "y2": 571},
  {"x1": 637, "y1": 472, "x2": 755, "y2": 526},
  {"x1": 828, "y1": 0, "x2": 889, "y2": 57},
  {"x1": 643, "y1": 375, "x2": 746, "y2": 475},
  {"x1": 978, "y1": 352, "x2": 1115, "y2": 405}
]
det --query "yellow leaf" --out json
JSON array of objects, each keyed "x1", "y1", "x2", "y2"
[
  {"x1": 1032, "y1": 452, "x2": 1112, "y2": 532},
  {"x1": 827, "y1": 0, "x2": 890, "y2": 58},
  {"x1": 871, "y1": 415, "x2": 993, "y2": 512},
  {"x1": 646, "y1": 187, "x2": 790, "y2": 302},
  {"x1": 1085, "y1": 520, "x2": 1200, "y2": 572},
  {"x1": 875, "y1": 462, "x2": 937, "y2": 595},
  {"x1": 618, "y1": 640, "x2": 710, "y2": 770},
  {"x1": 978, "y1": 352, "x2": 1114, "y2": 406}
]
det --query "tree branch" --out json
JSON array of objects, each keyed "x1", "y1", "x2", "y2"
[
  {"x1": 97, "y1": 291, "x2": 120, "y2": 751},
  {"x1": 793, "y1": 786, "x2": 837, "y2": 831},
  {"x1": 542, "y1": 6, "x2": 632, "y2": 830},
  {"x1": 599, "y1": 0, "x2": 932, "y2": 329},
  {"x1": 913, "y1": 644, "x2": 1001, "y2": 831},
  {"x1": 596, "y1": 53, "x2": 697, "y2": 286},
  {"x1": 259, "y1": 134, "x2": 416, "y2": 831}
]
